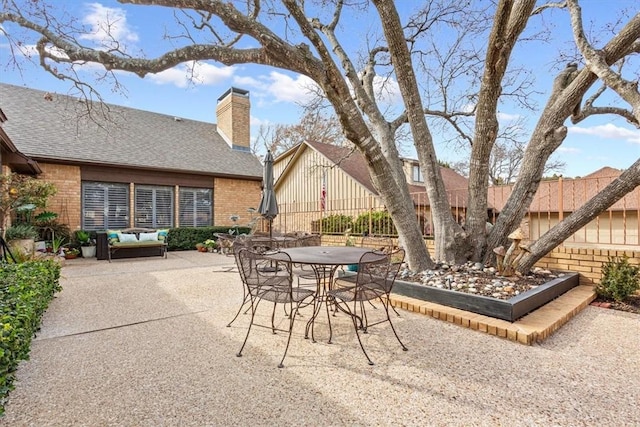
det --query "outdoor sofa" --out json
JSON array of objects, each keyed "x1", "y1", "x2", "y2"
[{"x1": 105, "y1": 228, "x2": 168, "y2": 262}]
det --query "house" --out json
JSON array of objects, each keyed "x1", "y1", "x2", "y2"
[
  {"x1": 488, "y1": 167, "x2": 640, "y2": 247},
  {"x1": 0, "y1": 84, "x2": 263, "y2": 232},
  {"x1": 272, "y1": 140, "x2": 469, "y2": 234}
]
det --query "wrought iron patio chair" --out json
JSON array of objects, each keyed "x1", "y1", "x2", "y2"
[
  {"x1": 358, "y1": 235, "x2": 401, "y2": 316},
  {"x1": 226, "y1": 235, "x2": 255, "y2": 327},
  {"x1": 328, "y1": 248, "x2": 408, "y2": 365},
  {"x1": 228, "y1": 235, "x2": 288, "y2": 327},
  {"x1": 291, "y1": 233, "x2": 323, "y2": 290},
  {"x1": 235, "y1": 248, "x2": 315, "y2": 368}
]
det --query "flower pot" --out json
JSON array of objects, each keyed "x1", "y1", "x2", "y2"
[
  {"x1": 8, "y1": 238, "x2": 34, "y2": 256},
  {"x1": 81, "y1": 245, "x2": 96, "y2": 258},
  {"x1": 65, "y1": 253, "x2": 78, "y2": 259}
]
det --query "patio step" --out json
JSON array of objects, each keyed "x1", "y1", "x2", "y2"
[{"x1": 389, "y1": 285, "x2": 596, "y2": 345}]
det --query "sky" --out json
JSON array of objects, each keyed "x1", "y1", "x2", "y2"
[{"x1": 1, "y1": 0, "x2": 639, "y2": 178}]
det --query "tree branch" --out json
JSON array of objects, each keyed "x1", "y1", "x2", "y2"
[{"x1": 567, "y1": 0, "x2": 640, "y2": 123}]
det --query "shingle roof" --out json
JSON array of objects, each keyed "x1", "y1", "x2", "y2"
[
  {"x1": 487, "y1": 167, "x2": 640, "y2": 212},
  {"x1": 0, "y1": 83, "x2": 263, "y2": 179}
]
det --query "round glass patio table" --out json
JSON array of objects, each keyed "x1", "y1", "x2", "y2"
[{"x1": 266, "y1": 246, "x2": 386, "y2": 343}]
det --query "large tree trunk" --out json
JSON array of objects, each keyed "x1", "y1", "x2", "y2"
[
  {"x1": 467, "y1": 0, "x2": 535, "y2": 262},
  {"x1": 373, "y1": 0, "x2": 466, "y2": 264}
]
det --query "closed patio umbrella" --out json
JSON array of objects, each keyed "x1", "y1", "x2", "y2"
[{"x1": 257, "y1": 150, "x2": 278, "y2": 238}]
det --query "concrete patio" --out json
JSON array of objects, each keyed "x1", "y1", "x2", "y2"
[{"x1": 1, "y1": 251, "x2": 638, "y2": 426}]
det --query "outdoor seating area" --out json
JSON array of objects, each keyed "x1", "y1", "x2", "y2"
[
  {"x1": 222, "y1": 231, "x2": 409, "y2": 366},
  {"x1": 104, "y1": 228, "x2": 168, "y2": 262}
]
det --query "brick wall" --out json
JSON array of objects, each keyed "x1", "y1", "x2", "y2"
[
  {"x1": 37, "y1": 163, "x2": 261, "y2": 231},
  {"x1": 214, "y1": 177, "x2": 261, "y2": 227},
  {"x1": 37, "y1": 163, "x2": 81, "y2": 231},
  {"x1": 535, "y1": 246, "x2": 640, "y2": 286}
]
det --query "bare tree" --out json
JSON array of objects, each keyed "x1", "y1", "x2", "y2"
[
  {"x1": 1, "y1": 0, "x2": 639, "y2": 272},
  {"x1": 257, "y1": 109, "x2": 344, "y2": 156}
]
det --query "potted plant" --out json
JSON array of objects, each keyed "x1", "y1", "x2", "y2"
[
  {"x1": 63, "y1": 247, "x2": 80, "y2": 259},
  {"x1": 75, "y1": 230, "x2": 96, "y2": 258},
  {"x1": 195, "y1": 242, "x2": 207, "y2": 252},
  {"x1": 204, "y1": 239, "x2": 217, "y2": 253},
  {"x1": 5, "y1": 223, "x2": 38, "y2": 256},
  {"x1": 51, "y1": 236, "x2": 67, "y2": 255},
  {"x1": 344, "y1": 228, "x2": 358, "y2": 271}
]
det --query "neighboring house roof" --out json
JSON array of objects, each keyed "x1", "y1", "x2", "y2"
[
  {"x1": 0, "y1": 83, "x2": 263, "y2": 179},
  {"x1": 287, "y1": 140, "x2": 469, "y2": 207},
  {"x1": 487, "y1": 167, "x2": 639, "y2": 212}
]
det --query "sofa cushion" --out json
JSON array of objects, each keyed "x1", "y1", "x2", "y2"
[
  {"x1": 107, "y1": 229, "x2": 120, "y2": 245},
  {"x1": 139, "y1": 231, "x2": 159, "y2": 242},
  {"x1": 157, "y1": 229, "x2": 169, "y2": 242},
  {"x1": 117, "y1": 232, "x2": 139, "y2": 243}
]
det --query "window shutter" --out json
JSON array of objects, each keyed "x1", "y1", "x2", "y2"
[
  {"x1": 135, "y1": 185, "x2": 174, "y2": 228},
  {"x1": 82, "y1": 182, "x2": 129, "y2": 230},
  {"x1": 179, "y1": 188, "x2": 212, "y2": 227}
]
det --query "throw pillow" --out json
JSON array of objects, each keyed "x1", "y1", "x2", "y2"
[
  {"x1": 118, "y1": 233, "x2": 139, "y2": 243},
  {"x1": 139, "y1": 232, "x2": 159, "y2": 242},
  {"x1": 157, "y1": 229, "x2": 169, "y2": 242},
  {"x1": 107, "y1": 229, "x2": 120, "y2": 245}
]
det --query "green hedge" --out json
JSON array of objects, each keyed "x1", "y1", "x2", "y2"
[
  {"x1": 167, "y1": 226, "x2": 252, "y2": 251},
  {"x1": 352, "y1": 211, "x2": 397, "y2": 236},
  {"x1": 0, "y1": 260, "x2": 61, "y2": 415}
]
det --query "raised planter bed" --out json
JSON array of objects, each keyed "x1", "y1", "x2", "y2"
[{"x1": 391, "y1": 272, "x2": 580, "y2": 322}]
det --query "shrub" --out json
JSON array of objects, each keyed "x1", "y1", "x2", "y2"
[
  {"x1": 0, "y1": 260, "x2": 61, "y2": 414},
  {"x1": 167, "y1": 226, "x2": 252, "y2": 251},
  {"x1": 595, "y1": 256, "x2": 640, "y2": 302},
  {"x1": 319, "y1": 214, "x2": 353, "y2": 234},
  {"x1": 352, "y1": 211, "x2": 397, "y2": 236}
]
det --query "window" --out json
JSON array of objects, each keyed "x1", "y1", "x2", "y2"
[
  {"x1": 135, "y1": 185, "x2": 174, "y2": 228},
  {"x1": 179, "y1": 188, "x2": 212, "y2": 227},
  {"x1": 82, "y1": 182, "x2": 129, "y2": 231},
  {"x1": 412, "y1": 165, "x2": 423, "y2": 183}
]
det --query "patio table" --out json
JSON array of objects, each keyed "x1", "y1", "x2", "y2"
[{"x1": 265, "y1": 246, "x2": 385, "y2": 343}]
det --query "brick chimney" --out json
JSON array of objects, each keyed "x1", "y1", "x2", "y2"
[{"x1": 216, "y1": 87, "x2": 250, "y2": 151}]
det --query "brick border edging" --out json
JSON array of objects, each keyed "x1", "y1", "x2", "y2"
[{"x1": 388, "y1": 285, "x2": 596, "y2": 345}]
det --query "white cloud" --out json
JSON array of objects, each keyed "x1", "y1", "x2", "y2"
[
  {"x1": 250, "y1": 115, "x2": 270, "y2": 126},
  {"x1": 147, "y1": 62, "x2": 234, "y2": 88},
  {"x1": 80, "y1": 3, "x2": 138, "y2": 49},
  {"x1": 461, "y1": 103, "x2": 475, "y2": 113},
  {"x1": 497, "y1": 112, "x2": 521, "y2": 121},
  {"x1": 372, "y1": 75, "x2": 402, "y2": 105},
  {"x1": 264, "y1": 71, "x2": 317, "y2": 103},
  {"x1": 568, "y1": 123, "x2": 640, "y2": 144},
  {"x1": 233, "y1": 75, "x2": 264, "y2": 88},
  {"x1": 557, "y1": 146, "x2": 581, "y2": 154}
]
